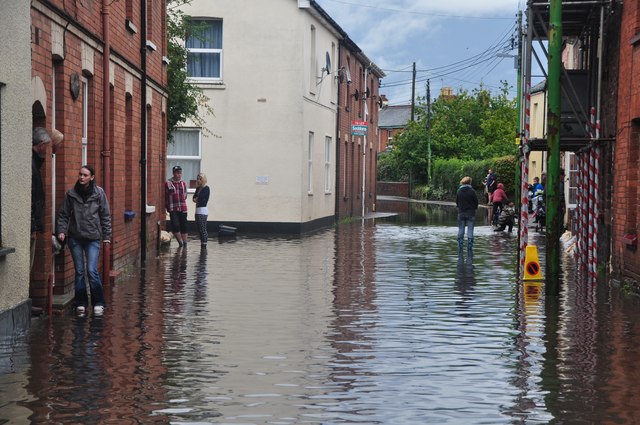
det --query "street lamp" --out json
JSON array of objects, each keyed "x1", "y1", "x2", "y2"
[{"x1": 497, "y1": 52, "x2": 518, "y2": 69}]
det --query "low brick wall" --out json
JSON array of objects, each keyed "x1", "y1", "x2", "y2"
[{"x1": 377, "y1": 182, "x2": 409, "y2": 197}]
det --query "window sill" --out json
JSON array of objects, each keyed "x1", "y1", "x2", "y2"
[
  {"x1": 0, "y1": 247, "x2": 16, "y2": 257},
  {"x1": 187, "y1": 79, "x2": 225, "y2": 89}
]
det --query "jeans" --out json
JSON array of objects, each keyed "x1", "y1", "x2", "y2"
[
  {"x1": 457, "y1": 211, "x2": 476, "y2": 241},
  {"x1": 68, "y1": 238, "x2": 105, "y2": 308}
]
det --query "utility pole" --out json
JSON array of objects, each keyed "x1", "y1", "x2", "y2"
[
  {"x1": 514, "y1": 10, "x2": 523, "y2": 216},
  {"x1": 426, "y1": 79, "x2": 432, "y2": 183},
  {"x1": 411, "y1": 62, "x2": 416, "y2": 122},
  {"x1": 546, "y1": 0, "x2": 562, "y2": 295}
]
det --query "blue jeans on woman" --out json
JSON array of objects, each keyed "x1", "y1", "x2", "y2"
[
  {"x1": 457, "y1": 211, "x2": 476, "y2": 254},
  {"x1": 68, "y1": 238, "x2": 105, "y2": 308}
]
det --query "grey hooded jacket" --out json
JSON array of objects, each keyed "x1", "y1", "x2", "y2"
[{"x1": 57, "y1": 183, "x2": 112, "y2": 241}]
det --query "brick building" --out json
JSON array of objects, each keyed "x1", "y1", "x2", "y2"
[
  {"x1": 377, "y1": 104, "x2": 412, "y2": 154},
  {"x1": 335, "y1": 38, "x2": 385, "y2": 220},
  {"x1": 612, "y1": 0, "x2": 640, "y2": 281},
  {"x1": 29, "y1": 0, "x2": 168, "y2": 310}
]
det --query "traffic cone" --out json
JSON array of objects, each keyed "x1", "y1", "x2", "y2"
[{"x1": 523, "y1": 245, "x2": 543, "y2": 281}]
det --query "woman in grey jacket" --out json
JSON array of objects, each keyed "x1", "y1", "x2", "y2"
[{"x1": 57, "y1": 165, "x2": 111, "y2": 316}]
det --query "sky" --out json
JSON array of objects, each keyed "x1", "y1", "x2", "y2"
[{"x1": 314, "y1": 0, "x2": 526, "y2": 105}]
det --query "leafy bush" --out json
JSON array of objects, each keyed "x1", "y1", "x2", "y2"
[
  {"x1": 377, "y1": 152, "x2": 407, "y2": 182},
  {"x1": 416, "y1": 155, "x2": 517, "y2": 201}
]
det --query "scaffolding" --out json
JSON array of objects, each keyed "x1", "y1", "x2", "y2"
[{"x1": 518, "y1": 0, "x2": 619, "y2": 287}]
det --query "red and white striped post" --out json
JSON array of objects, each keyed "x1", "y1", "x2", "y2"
[{"x1": 519, "y1": 83, "x2": 531, "y2": 274}]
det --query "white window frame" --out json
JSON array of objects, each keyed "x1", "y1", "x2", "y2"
[
  {"x1": 82, "y1": 77, "x2": 88, "y2": 165},
  {"x1": 186, "y1": 19, "x2": 223, "y2": 82},
  {"x1": 308, "y1": 132, "x2": 314, "y2": 194},
  {"x1": 567, "y1": 152, "x2": 578, "y2": 208},
  {"x1": 324, "y1": 136, "x2": 332, "y2": 193},
  {"x1": 167, "y1": 128, "x2": 202, "y2": 193}
]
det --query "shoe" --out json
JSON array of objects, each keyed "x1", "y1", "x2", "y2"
[
  {"x1": 94, "y1": 305, "x2": 104, "y2": 316},
  {"x1": 76, "y1": 306, "x2": 86, "y2": 316},
  {"x1": 182, "y1": 240, "x2": 187, "y2": 247}
]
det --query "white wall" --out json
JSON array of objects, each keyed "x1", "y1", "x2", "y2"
[
  {"x1": 0, "y1": 1, "x2": 33, "y2": 314},
  {"x1": 180, "y1": 0, "x2": 338, "y2": 226},
  {"x1": 528, "y1": 90, "x2": 546, "y2": 183}
]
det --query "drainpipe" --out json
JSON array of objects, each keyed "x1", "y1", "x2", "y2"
[
  {"x1": 361, "y1": 65, "x2": 368, "y2": 217},
  {"x1": 334, "y1": 44, "x2": 342, "y2": 219},
  {"x1": 140, "y1": 0, "x2": 148, "y2": 264},
  {"x1": 102, "y1": 0, "x2": 112, "y2": 282}
]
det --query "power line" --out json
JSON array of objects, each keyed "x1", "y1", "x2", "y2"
[
  {"x1": 319, "y1": 0, "x2": 515, "y2": 20},
  {"x1": 380, "y1": 20, "x2": 517, "y2": 90}
]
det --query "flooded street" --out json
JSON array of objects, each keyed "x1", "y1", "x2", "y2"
[{"x1": 3, "y1": 201, "x2": 640, "y2": 424}]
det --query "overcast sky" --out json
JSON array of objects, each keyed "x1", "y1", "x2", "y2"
[{"x1": 314, "y1": 0, "x2": 525, "y2": 105}]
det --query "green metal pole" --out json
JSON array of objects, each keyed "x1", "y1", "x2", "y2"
[
  {"x1": 426, "y1": 80, "x2": 432, "y2": 183},
  {"x1": 546, "y1": 0, "x2": 562, "y2": 295},
  {"x1": 514, "y1": 10, "x2": 523, "y2": 219}
]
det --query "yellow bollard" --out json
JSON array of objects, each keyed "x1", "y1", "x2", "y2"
[{"x1": 523, "y1": 245, "x2": 544, "y2": 281}]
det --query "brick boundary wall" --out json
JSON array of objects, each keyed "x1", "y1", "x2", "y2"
[{"x1": 377, "y1": 182, "x2": 409, "y2": 197}]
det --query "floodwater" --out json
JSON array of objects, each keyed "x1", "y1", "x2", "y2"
[{"x1": 2, "y1": 201, "x2": 640, "y2": 424}]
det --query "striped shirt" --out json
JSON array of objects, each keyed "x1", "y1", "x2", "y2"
[{"x1": 165, "y1": 179, "x2": 187, "y2": 212}]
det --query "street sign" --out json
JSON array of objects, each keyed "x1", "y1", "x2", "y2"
[{"x1": 351, "y1": 120, "x2": 368, "y2": 136}]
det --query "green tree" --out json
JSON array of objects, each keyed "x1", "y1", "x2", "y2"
[
  {"x1": 428, "y1": 83, "x2": 516, "y2": 161},
  {"x1": 166, "y1": 0, "x2": 214, "y2": 141},
  {"x1": 380, "y1": 82, "x2": 516, "y2": 184}
]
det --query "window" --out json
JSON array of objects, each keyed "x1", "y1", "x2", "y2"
[
  {"x1": 82, "y1": 77, "x2": 88, "y2": 165},
  {"x1": 0, "y1": 82, "x2": 4, "y2": 248},
  {"x1": 187, "y1": 19, "x2": 223, "y2": 80},
  {"x1": 324, "y1": 136, "x2": 332, "y2": 192},
  {"x1": 168, "y1": 128, "x2": 201, "y2": 189},
  {"x1": 567, "y1": 152, "x2": 578, "y2": 207},
  {"x1": 308, "y1": 132, "x2": 314, "y2": 194}
]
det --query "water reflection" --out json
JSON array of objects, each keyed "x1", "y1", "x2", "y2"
[{"x1": 3, "y1": 202, "x2": 640, "y2": 423}]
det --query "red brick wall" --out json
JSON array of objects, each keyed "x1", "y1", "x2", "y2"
[
  {"x1": 30, "y1": 0, "x2": 167, "y2": 308},
  {"x1": 613, "y1": 0, "x2": 640, "y2": 281},
  {"x1": 377, "y1": 182, "x2": 409, "y2": 198},
  {"x1": 336, "y1": 47, "x2": 381, "y2": 219}
]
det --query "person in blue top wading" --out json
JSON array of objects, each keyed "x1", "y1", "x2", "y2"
[
  {"x1": 456, "y1": 176, "x2": 479, "y2": 257},
  {"x1": 192, "y1": 172, "x2": 210, "y2": 248}
]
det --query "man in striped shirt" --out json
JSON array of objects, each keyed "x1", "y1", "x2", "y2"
[{"x1": 165, "y1": 165, "x2": 188, "y2": 247}]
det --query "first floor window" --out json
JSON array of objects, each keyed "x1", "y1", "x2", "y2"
[
  {"x1": 568, "y1": 152, "x2": 578, "y2": 207},
  {"x1": 308, "y1": 132, "x2": 314, "y2": 194},
  {"x1": 168, "y1": 128, "x2": 201, "y2": 189},
  {"x1": 187, "y1": 19, "x2": 223, "y2": 80},
  {"x1": 324, "y1": 136, "x2": 332, "y2": 192}
]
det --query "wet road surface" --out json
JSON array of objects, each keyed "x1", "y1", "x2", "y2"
[{"x1": 2, "y1": 201, "x2": 640, "y2": 424}]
